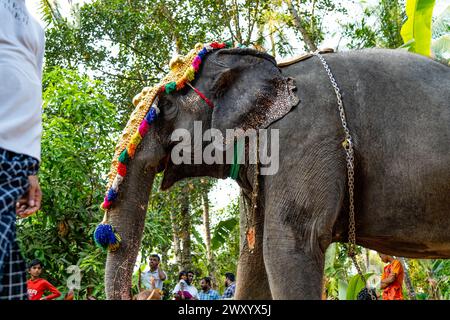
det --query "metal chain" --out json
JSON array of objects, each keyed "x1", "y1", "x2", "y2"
[{"x1": 314, "y1": 52, "x2": 376, "y2": 300}]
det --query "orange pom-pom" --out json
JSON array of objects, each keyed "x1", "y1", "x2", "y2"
[
  {"x1": 176, "y1": 77, "x2": 187, "y2": 90},
  {"x1": 127, "y1": 144, "x2": 137, "y2": 158}
]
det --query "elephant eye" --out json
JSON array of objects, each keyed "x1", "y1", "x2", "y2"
[
  {"x1": 211, "y1": 69, "x2": 236, "y2": 99},
  {"x1": 158, "y1": 97, "x2": 178, "y2": 120}
]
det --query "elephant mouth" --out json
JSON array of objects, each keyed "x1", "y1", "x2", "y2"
[{"x1": 156, "y1": 153, "x2": 170, "y2": 174}]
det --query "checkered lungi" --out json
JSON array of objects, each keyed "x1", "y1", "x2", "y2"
[{"x1": 0, "y1": 148, "x2": 39, "y2": 300}]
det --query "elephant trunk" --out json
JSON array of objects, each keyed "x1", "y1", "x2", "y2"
[{"x1": 104, "y1": 141, "x2": 161, "y2": 299}]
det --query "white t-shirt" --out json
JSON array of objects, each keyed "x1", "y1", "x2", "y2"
[
  {"x1": 172, "y1": 280, "x2": 199, "y2": 299},
  {"x1": 0, "y1": 0, "x2": 45, "y2": 160},
  {"x1": 141, "y1": 268, "x2": 167, "y2": 290}
]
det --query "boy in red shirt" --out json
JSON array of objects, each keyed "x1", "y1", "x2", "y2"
[{"x1": 26, "y1": 259, "x2": 61, "y2": 300}]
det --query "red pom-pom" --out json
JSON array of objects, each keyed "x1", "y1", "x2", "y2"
[
  {"x1": 117, "y1": 162, "x2": 127, "y2": 177},
  {"x1": 210, "y1": 42, "x2": 225, "y2": 49}
]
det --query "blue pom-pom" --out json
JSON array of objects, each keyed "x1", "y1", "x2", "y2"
[
  {"x1": 94, "y1": 223, "x2": 120, "y2": 251},
  {"x1": 198, "y1": 48, "x2": 208, "y2": 58},
  {"x1": 107, "y1": 188, "x2": 118, "y2": 202},
  {"x1": 145, "y1": 108, "x2": 157, "y2": 123}
]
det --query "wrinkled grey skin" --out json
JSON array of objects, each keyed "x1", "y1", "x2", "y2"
[{"x1": 105, "y1": 48, "x2": 450, "y2": 299}]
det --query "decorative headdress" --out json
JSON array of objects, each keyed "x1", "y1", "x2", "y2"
[{"x1": 93, "y1": 41, "x2": 233, "y2": 252}]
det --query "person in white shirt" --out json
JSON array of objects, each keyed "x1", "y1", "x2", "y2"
[
  {"x1": 172, "y1": 271, "x2": 198, "y2": 300},
  {"x1": 0, "y1": 0, "x2": 45, "y2": 300},
  {"x1": 141, "y1": 254, "x2": 167, "y2": 291}
]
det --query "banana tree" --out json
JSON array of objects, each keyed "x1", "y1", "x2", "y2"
[{"x1": 400, "y1": 0, "x2": 436, "y2": 56}]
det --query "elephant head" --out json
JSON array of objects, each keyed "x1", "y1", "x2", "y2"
[{"x1": 104, "y1": 46, "x2": 299, "y2": 299}]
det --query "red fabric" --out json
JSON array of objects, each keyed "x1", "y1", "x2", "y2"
[
  {"x1": 175, "y1": 290, "x2": 193, "y2": 300},
  {"x1": 27, "y1": 278, "x2": 61, "y2": 300}
]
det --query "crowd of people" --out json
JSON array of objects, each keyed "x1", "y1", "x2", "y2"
[
  {"x1": 20, "y1": 252, "x2": 405, "y2": 301},
  {"x1": 138, "y1": 254, "x2": 236, "y2": 300}
]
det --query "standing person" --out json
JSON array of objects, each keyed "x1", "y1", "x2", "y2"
[
  {"x1": 198, "y1": 277, "x2": 220, "y2": 300},
  {"x1": 379, "y1": 253, "x2": 404, "y2": 300},
  {"x1": 173, "y1": 270, "x2": 198, "y2": 300},
  {"x1": 0, "y1": 0, "x2": 45, "y2": 300},
  {"x1": 222, "y1": 272, "x2": 236, "y2": 299},
  {"x1": 26, "y1": 259, "x2": 61, "y2": 300},
  {"x1": 141, "y1": 254, "x2": 167, "y2": 292}
]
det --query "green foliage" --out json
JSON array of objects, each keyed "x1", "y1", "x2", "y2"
[
  {"x1": 343, "y1": 0, "x2": 406, "y2": 49},
  {"x1": 400, "y1": 0, "x2": 436, "y2": 55},
  {"x1": 408, "y1": 259, "x2": 450, "y2": 299},
  {"x1": 211, "y1": 217, "x2": 239, "y2": 250},
  {"x1": 345, "y1": 273, "x2": 374, "y2": 300},
  {"x1": 431, "y1": 5, "x2": 450, "y2": 64},
  {"x1": 17, "y1": 67, "x2": 119, "y2": 299}
]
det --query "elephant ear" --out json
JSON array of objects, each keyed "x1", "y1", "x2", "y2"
[{"x1": 209, "y1": 49, "x2": 299, "y2": 141}]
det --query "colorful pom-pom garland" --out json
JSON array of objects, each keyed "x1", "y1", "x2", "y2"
[{"x1": 94, "y1": 41, "x2": 233, "y2": 252}]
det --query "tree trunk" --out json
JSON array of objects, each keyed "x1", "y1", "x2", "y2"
[
  {"x1": 170, "y1": 209, "x2": 182, "y2": 271},
  {"x1": 202, "y1": 192, "x2": 218, "y2": 288},
  {"x1": 232, "y1": 0, "x2": 243, "y2": 44},
  {"x1": 399, "y1": 257, "x2": 416, "y2": 300},
  {"x1": 180, "y1": 189, "x2": 192, "y2": 271},
  {"x1": 285, "y1": 0, "x2": 318, "y2": 52}
]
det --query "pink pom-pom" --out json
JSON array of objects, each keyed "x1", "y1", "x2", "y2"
[
  {"x1": 138, "y1": 120, "x2": 150, "y2": 136},
  {"x1": 192, "y1": 56, "x2": 202, "y2": 71},
  {"x1": 102, "y1": 197, "x2": 112, "y2": 209}
]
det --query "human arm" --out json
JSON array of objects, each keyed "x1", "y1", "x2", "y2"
[
  {"x1": 40, "y1": 281, "x2": 61, "y2": 300},
  {"x1": 16, "y1": 175, "x2": 42, "y2": 218},
  {"x1": 380, "y1": 273, "x2": 396, "y2": 289},
  {"x1": 158, "y1": 267, "x2": 167, "y2": 281},
  {"x1": 380, "y1": 260, "x2": 403, "y2": 289}
]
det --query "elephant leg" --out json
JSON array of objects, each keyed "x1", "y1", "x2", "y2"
[
  {"x1": 263, "y1": 206, "x2": 330, "y2": 300},
  {"x1": 235, "y1": 192, "x2": 271, "y2": 299}
]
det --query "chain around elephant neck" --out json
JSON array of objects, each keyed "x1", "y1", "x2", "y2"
[
  {"x1": 313, "y1": 52, "x2": 375, "y2": 299},
  {"x1": 313, "y1": 52, "x2": 356, "y2": 253}
]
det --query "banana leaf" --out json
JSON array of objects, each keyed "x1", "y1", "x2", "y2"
[
  {"x1": 400, "y1": 0, "x2": 436, "y2": 56},
  {"x1": 346, "y1": 273, "x2": 374, "y2": 300}
]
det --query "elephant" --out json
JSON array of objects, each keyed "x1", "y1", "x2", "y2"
[{"x1": 104, "y1": 47, "x2": 450, "y2": 300}]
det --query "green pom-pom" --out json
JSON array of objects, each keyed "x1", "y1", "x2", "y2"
[
  {"x1": 165, "y1": 82, "x2": 177, "y2": 94},
  {"x1": 118, "y1": 149, "x2": 130, "y2": 164},
  {"x1": 225, "y1": 41, "x2": 233, "y2": 48}
]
